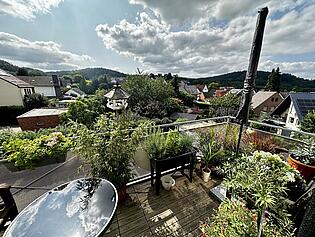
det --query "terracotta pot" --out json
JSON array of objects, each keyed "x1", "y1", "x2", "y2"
[
  {"x1": 288, "y1": 155, "x2": 315, "y2": 182},
  {"x1": 118, "y1": 185, "x2": 127, "y2": 204}
]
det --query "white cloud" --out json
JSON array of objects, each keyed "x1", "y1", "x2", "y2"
[
  {"x1": 96, "y1": 1, "x2": 315, "y2": 78},
  {"x1": 0, "y1": 32, "x2": 94, "y2": 71},
  {"x1": 0, "y1": 0, "x2": 63, "y2": 21}
]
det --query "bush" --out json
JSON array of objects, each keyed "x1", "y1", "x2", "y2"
[
  {"x1": 2, "y1": 132, "x2": 70, "y2": 168},
  {"x1": 23, "y1": 93, "x2": 48, "y2": 110},
  {"x1": 200, "y1": 200, "x2": 293, "y2": 237},
  {"x1": 0, "y1": 106, "x2": 27, "y2": 126}
]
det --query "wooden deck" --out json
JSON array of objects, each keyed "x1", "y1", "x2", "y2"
[{"x1": 102, "y1": 174, "x2": 220, "y2": 237}]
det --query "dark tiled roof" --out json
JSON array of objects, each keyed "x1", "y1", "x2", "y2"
[
  {"x1": 271, "y1": 92, "x2": 315, "y2": 120},
  {"x1": 104, "y1": 85, "x2": 130, "y2": 100},
  {"x1": 17, "y1": 76, "x2": 55, "y2": 87},
  {"x1": 0, "y1": 69, "x2": 33, "y2": 88}
]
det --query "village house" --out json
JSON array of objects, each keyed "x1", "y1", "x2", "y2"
[
  {"x1": 251, "y1": 91, "x2": 285, "y2": 116},
  {"x1": 0, "y1": 69, "x2": 34, "y2": 107},
  {"x1": 17, "y1": 75, "x2": 62, "y2": 98},
  {"x1": 179, "y1": 81, "x2": 210, "y2": 101},
  {"x1": 215, "y1": 87, "x2": 234, "y2": 97},
  {"x1": 271, "y1": 92, "x2": 315, "y2": 131},
  {"x1": 64, "y1": 88, "x2": 86, "y2": 98}
]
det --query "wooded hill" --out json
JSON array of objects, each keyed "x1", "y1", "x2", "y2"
[
  {"x1": 1, "y1": 59, "x2": 314, "y2": 91},
  {"x1": 182, "y1": 71, "x2": 315, "y2": 92}
]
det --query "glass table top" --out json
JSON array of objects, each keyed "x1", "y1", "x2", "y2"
[{"x1": 4, "y1": 178, "x2": 117, "y2": 237}]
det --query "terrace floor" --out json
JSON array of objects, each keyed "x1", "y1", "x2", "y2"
[{"x1": 102, "y1": 174, "x2": 220, "y2": 237}]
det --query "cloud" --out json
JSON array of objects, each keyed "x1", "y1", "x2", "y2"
[
  {"x1": 0, "y1": 32, "x2": 94, "y2": 71},
  {"x1": 96, "y1": 1, "x2": 315, "y2": 78},
  {"x1": 0, "y1": 0, "x2": 63, "y2": 21}
]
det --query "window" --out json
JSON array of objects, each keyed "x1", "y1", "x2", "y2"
[
  {"x1": 275, "y1": 98, "x2": 279, "y2": 102},
  {"x1": 271, "y1": 98, "x2": 274, "y2": 102},
  {"x1": 24, "y1": 88, "x2": 32, "y2": 95},
  {"x1": 289, "y1": 117, "x2": 294, "y2": 123}
]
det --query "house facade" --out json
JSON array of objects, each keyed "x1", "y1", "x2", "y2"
[
  {"x1": 251, "y1": 91, "x2": 284, "y2": 116},
  {"x1": 17, "y1": 75, "x2": 62, "y2": 98},
  {"x1": 271, "y1": 92, "x2": 315, "y2": 131},
  {"x1": 0, "y1": 70, "x2": 34, "y2": 106}
]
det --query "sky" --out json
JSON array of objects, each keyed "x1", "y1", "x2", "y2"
[{"x1": 0, "y1": 0, "x2": 315, "y2": 79}]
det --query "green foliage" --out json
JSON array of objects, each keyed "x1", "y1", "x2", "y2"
[
  {"x1": 23, "y1": 93, "x2": 48, "y2": 110},
  {"x1": 207, "y1": 94, "x2": 240, "y2": 117},
  {"x1": 16, "y1": 67, "x2": 29, "y2": 76},
  {"x1": 61, "y1": 92, "x2": 107, "y2": 127},
  {"x1": 178, "y1": 91, "x2": 194, "y2": 107},
  {"x1": 142, "y1": 129, "x2": 193, "y2": 160},
  {"x1": 301, "y1": 110, "x2": 315, "y2": 133},
  {"x1": 291, "y1": 138, "x2": 315, "y2": 166},
  {"x1": 242, "y1": 131, "x2": 279, "y2": 154},
  {"x1": 200, "y1": 199, "x2": 293, "y2": 237},
  {"x1": 265, "y1": 67, "x2": 281, "y2": 92},
  {"x1": 2, "y1": 132, "x2": 70, "y2": 168},
  {"x1": 223, "y1": 151, "x2": 298, "y2": 214},
  {"x1": 70, "y1": 113, "x2": 144, "y2": 189},
  {"x1": 208, "y1": 82, "x2": 220, "y2": 90},
  {"x1": 0, "y1": 106, "x2": 27, "y2": 126},
  {"x1": 0, "y1": 59, "x2": 46, "y2": 76},
  {"x1": 184, "y1": 70, "x2": 315, "y2": 92},
  {"x1": 122, "y1": 75, "x2": 175, "y2": 118},
  {"x1": 197, "y1": 129, "x2": 224, "y2": 169}
]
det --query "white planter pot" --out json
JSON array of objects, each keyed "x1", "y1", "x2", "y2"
[
  {"x1": 161, "y1": 175, "x2": 175, "y2": 190},
  {"x1": 202, "y1": 169, "x2": 211, "y2": 182}
]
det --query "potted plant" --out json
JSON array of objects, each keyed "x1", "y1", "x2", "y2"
[
  {"x1": 71, "y1": 113, "x2": 142, "y2": 203},
  {"x1": 200, "y1": 140, "x2": 223, "y2": 182},
  {"x1": 289, "y1": 139, "x2": 315, "y2": 182},
  {"x1": 197, "y1": 129, "x2": 223, "y2": 182},
  {"x1": 142, "y1": 128, "x2": 195, "y2": 195}
]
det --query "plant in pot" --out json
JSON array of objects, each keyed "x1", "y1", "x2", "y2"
[
  {"x1": 197, "y1": 129, "x2": 223, "y2": 182},
  {"x1": 289, "y1": 138, "x2": 315, "y2": 182},
  {"x1": 71, "y1": 113, "x2": 142, "y2": 203},
  {"x1": 142, "y1": 128, "x2": 194, "y2": 195}
]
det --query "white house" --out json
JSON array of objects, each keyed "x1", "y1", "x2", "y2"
[
  {"x1": 271, "y1": 92, "x2": 315, "y2": 131},
  {"x1": 0, "y1": 69, "x2": 34, "y2": 106},
  {"x1": 17, "y1": 75, "x2": 62, "y2": 98},
  {"x1": 64, "y1": 88, "x2": 86, "y2": 98}
]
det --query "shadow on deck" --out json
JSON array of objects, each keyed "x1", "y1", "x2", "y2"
[{"x1": 103, "y1": 174, "x2": 220, "y2": 237}]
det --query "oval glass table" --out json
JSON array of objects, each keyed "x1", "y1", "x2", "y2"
[{"x1": 3, "y1": 178, "x2": 118, "y2": 237}]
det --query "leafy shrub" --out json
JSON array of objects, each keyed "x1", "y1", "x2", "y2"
[
  {"x1": 242, "y1": 131, "x2": 279, "y2": 154},
  {"x1": 23, "y1": 93, "x2": 48, "y2": 110},
  {"x1": 200, "y1": 199, "x2": 293, "y2": 237},
  {"x1": 223, "y1": 151, "x2": 302, "y2": 223},
  {"x1": 2, "y1": 132, "x2": 70, "y2": 168},
  {"x1": 291, "y1": 138, "x2": 315, "y2": 166},
  {"x1": 70, "y1": 114, "x2": 146, "y2": 189},
  {"x1": 142, "y1": 129, "x2": 193, "y2": 160},
  {"x1": 61, "y1": 93, "x2": 107, "y2": 127}
]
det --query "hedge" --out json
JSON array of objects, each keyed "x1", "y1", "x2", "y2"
[{"x1": 0, "y1": 106, "x2": 28, "y2": 126}]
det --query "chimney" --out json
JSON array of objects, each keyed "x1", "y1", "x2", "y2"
[{"x1": 52, "y1": 75, "x2": 62, "y2": 98}]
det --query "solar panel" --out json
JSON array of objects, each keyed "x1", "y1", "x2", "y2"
[{"x1": 296, "y1": 99, "x2": 315, "y2": 117}]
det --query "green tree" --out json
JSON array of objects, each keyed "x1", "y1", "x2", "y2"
[
  {"x1": 16, "y1": 67, "x2": 29, "y2": 76},
  {"x1": 208, "y1": 82, "x2": 220, "y2": 90},
  {"x1": 23, "y1": 93, "x2": 48, "y2": 109},
  {"x1": 171, "y1": 74, "x2": 179, "y2": 95},
  {"x1": 122, "y1": 75, "x2": 175, "y2": 118},
  {"x1": 61, "y1": 93, "x2": 107, "y2": 127},
  {"x1": 265, "y1": 67, "x2": 281, "y2": 92},
  {"x1": 301, "y1": 110, "x2": 315, "y2": 133},
  {"x1": 78, "y1": 77, "x2": 87, "y2": 93}
]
